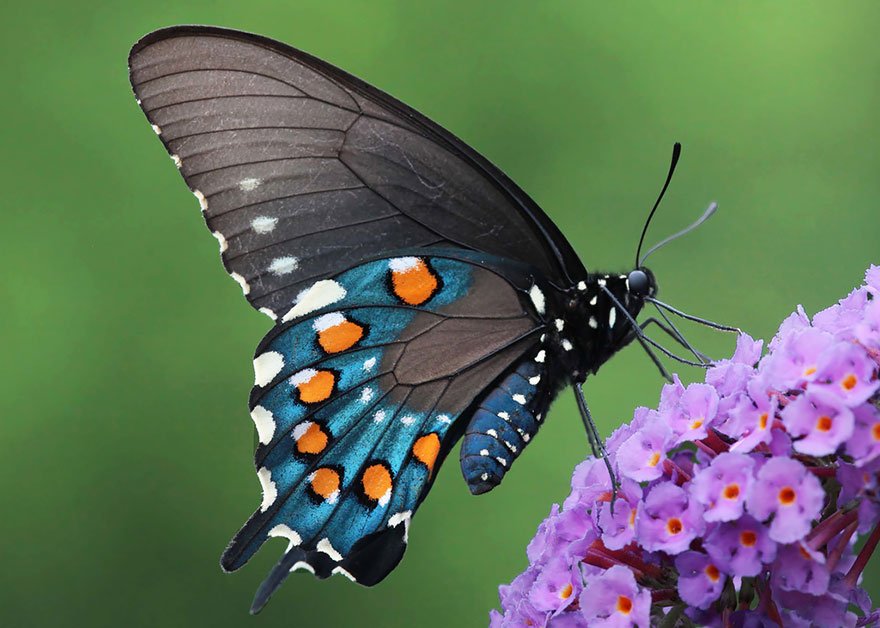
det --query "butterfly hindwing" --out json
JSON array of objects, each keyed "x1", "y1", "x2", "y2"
[
  {"x1": 128, "y1": 26, "x2": 586, "y2": 318},
  {"x1": 220, "y1": 253, "x2": 549, "y2": 609}
]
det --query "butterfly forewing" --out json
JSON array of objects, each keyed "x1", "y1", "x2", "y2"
[{"x1": 128, "y1": 26, "x2": 586, "y2": 317}]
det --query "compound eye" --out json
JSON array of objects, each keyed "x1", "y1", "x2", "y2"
[{"x1": 627, "y1": 269, "x2": 650, "y2": 297}]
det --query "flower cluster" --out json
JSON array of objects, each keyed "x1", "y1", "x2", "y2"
[{"x1": 491, "y1": 266, "x2": 880, "y2": 627}]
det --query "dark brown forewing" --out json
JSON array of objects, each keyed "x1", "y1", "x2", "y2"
[{"x1": 129, "y1": 26, "x2": 586, "y2": 317}]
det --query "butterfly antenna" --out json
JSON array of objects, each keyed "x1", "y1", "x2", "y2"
[
  {"x1": 646, "y1": 297, "x2": 741, "y2": 333},
  {"x1": 639, "y1": 202, "x2": 718, "y2": 266},
  {"x1": 634, "y1": 142, "x2": 682, "y2": 268}
]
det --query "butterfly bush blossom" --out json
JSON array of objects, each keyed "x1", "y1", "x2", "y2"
[{"x1": 491, "y1": 266, "x2": 880, "y2": 627}]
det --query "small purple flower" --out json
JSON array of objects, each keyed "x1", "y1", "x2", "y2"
[
  {"x1": 667, "y1": 383, "x2": 719, "y2": 445},
  {"x1": 847, "y1": 403, "x2": 880, "y2": 465},
  {"x1": 596, "y1": 479, "x2": 642, "y2": 550},
  {"x1": 529, "y1": 557, "x2": 582, "y2": 614},
  {"x1": 616, "y1": 420, "x2": 672, "y2": 482},
  {"x1": 855, "y1": 299, "x2": 880, "y2": 351},
  {"x1": 781, "y1": 389, "x2": 854, "y2": 456},
  {"x1": 764, "y1": 326, "x2": 834, "y2": 388},
  {"x1": 704, "y1": 514, "x2": 777, "y2": 577},
  {"x1": 674, "y1": 551, "x2": 726, "y2": 610},
  {"x1": 746, "y1": 457, "x2": 824, "y2": 543},
  {"x1": 811, "y1": 342, "x2": 879, "y2": 407},
  {"x1": 636, "y1": 483, "x2": 705, "y2": 554},
  {"x1": 579, "y1": 565, "x2": 651, "y2": 627},
  {"x1": 723, "y1": 377, "x2": 778, "y2": 453},
  {"x1": 771, "y1": 541, "x2": 830, "y2": 595},
  {"x1": 690, "y1": 451, "x2": 755, "y2": 522}
]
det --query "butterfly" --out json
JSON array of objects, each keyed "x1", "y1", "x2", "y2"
[{"x1": 129, "y1": 25, "x2": 731, "y2": 613}]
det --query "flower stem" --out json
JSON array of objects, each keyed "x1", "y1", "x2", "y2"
[
  {"x1": 827, "y1": 520, "x2": 859, "y2": 572},
  {"x1": 844, "y1": 519, "x2": 880, "y2": 588},
  {"x1": 808, "y1": 508, "x2": 858, "y2": 550}
]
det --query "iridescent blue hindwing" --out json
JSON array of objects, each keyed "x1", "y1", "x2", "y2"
[{"x1": 220, "y1": 253, "x2": 549, "y2": 610}]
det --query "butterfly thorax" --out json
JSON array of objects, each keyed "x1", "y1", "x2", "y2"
[{"x1": 547, "y1": 268, "x2": 657, "y2": 383}]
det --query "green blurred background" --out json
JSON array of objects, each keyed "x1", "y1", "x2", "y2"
[{"x1": 2, "y1": 2, "x2": 878, "y2": 626}]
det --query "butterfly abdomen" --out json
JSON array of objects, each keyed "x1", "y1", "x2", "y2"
[{"x1": 460, "y1": 351, "x2": 557, "y2": 494}]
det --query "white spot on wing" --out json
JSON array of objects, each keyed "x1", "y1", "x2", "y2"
[
  {"x1": 363, "y1": 357, "x2": 377, "y2": 372},
  {"x1": 290, "y1": 561, "x2": 315, "y2": 574},
  {"x1": 598, "y1": 278, "x2": 606, "y2": 287},
  {"x1": 513, "y1": 394, "x2": 527, "y2": 405},
  {"x1": 529, "y1": 285, "x2": 546, "y2": 315},
  {"x1": 282, "y1": 280, "x2": 347, "y2": 322},
  {"x1": 562, "y1": 339, "x2": 573, "y2": 351},
  {"x1": 268, "y1": 524, "x2": 302, "y2": 551},
  {"x1": 251, "y1": 215, "x2": 278, "y2": 234},
  {"x1": 388, "y1": 257, "x2": 420, "y2": 272},
  {"x1": 171, "y1": 154, "x2": 182, "y2": 168},
  {"x1": 239, "y1": 177, "x2": 261, "y2": 191},
  {"x1": 400, "y1": 415, "x2": 416, "y2": 426},
  {"x1": 589, "y1": 316, "x2": 598, "y2": 329},
  {"x1": 313, "y1": 312, "x2": 345, "y2": 331},
  {"x1": 268, "y1": 256, "x2": 299, "y2": 276},
  {"x1": 250, "y1": 405, "x2": 276, "y2": 445},
  {"x1": 257, "y1": 467, "x2": 276, "y2": 512},
  {"x1": 590, "y1": 296, "x2": 598, "y2": 306},
  {"x1": 487, "y1": 429, "x2": 498, "y2": 438},
  {"x1": 359, "y1": 387, "x2": 375, "y2": 403},
  {"x1": 212, "y1": 231, "x2": 228, "y2": 253},
  {"x1": 436, "y1": 414, "x2": 452, "y2": 424},
  {"x1": 253, "y1": 351, "x2": 284, "y2": 387},
  {"x1": 373, "y1": 409, "x2": 386, "y2": 423},
  {"x1": 289, "y1": 368, "x2": 318, "y2": 387},
  {"x1": 480, "y1": 449, "x2": 489, "y2": 456},
  {"x1": 332, "y1": 566, "x2": 357, "y2": 581},
  {"x1": 193, "y1": 189, "x2": 208, "y2": 211},
  {"x1": 535, "y1": 350, "x2": 546, "y2": 363},
  {"x1": 577, "y1": 281, "x2": 587, "y2": 291},
  {"x1": 230, "y1": 272, "x2": 250, "y2": 295},
  {"x1": 504, "y1": 441, "x2": 518, "y2": 453},
  {"x1": 498, "y1": 411, "x2": 510, "y2": 421},
  {"x1": 609, "y1": 309, "x2": 617, "y2": 327},
  {"x1": 151, "y1": 123, "x2": 162, "y2": 135},
  {"x1": 555, "y1": 319, "x2": 564, "y2": 331},
  {"x1": 259, "y1": 307, "x2": 278, "y2": 320},
  {"x1": 496, "y1": 457, "x2": 507, "y2": 467},
  {"x1": 388, "y1": 510, "x2": 412, "y2": 543},
  {"x1": 529, "y1": 375, "x2": 541, "y2": 385},
  {"x1": 317, "y1": 538, "x2": 343, "y2": 561},
  {"x1": 481, "y1": 472, "x2": 489, "y2": 481}
]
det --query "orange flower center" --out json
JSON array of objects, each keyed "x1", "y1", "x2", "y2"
[
  {"x1": 648, "y1": 452, "x2": 661, "y2": 467},
  {"x1": 628, "y1": 508, "x2": 637, "y2": 527},
  {"x1": 740, "y1": 530, "x2": 757, "y2": 547},
  {"x1": 666, "y1": 517, "x2": 683, "y2": 535},
  {"x1": 778, "y1": 486, "x2": 796, "y2": 506},
  {"x1": 816, "y1": 415, "x2": 833, "y2": 432},
  {"x1": 872, "y1": 423, "x2": 880, "y2": 442},
  {"x1": 758, "y1": 412, "x2": 769, "y2": 429},
  {"x1": 804, "y1": 366, "x2": 817, "y2": 376},
  {"x1": 560, "y1": 583, "x2": 573, "y2": 600},
  {"x1": 705, "y1": 564, "x2": 721, "y2": 582},
  {"x1": 616, "y1": 595, "x2": 633, "y2": 614},
  {"x1": 723, "y1": 483, "x2": 740, "y2": 500},
  {"x1": 690, "y1": 419, "x2": 704, "y2": 430},
  {"x1": 842, "y1": 374, "x2": 858, "y2": 391}
]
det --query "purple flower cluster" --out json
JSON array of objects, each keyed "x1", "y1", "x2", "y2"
[{"x1": 491, "y1": 266, "x2": 880, "y2": 627}]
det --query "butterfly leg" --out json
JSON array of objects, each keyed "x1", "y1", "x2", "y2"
[
  {"x1": 573, "y1": 383, "x2": 619, "y2": 508},
  {"x1": 641, "y1": 315, "x2": 710, "y2": 363}
]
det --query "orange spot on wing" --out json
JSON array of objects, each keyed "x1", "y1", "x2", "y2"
[
  {"x1": 318, "y1": 320, "x2": 364, "y2": 353},
  {"x1": 311, "y1": 468, "x2": 340, "y2": 500},
  {"x1": 361, "y1": 464, "x2": 393, "y2": 502},
  {"x1": 391, "y1": 259, "x2": 439, "y2": 305},
  {"x1": 297, "y1": 370, "x2": 335, "y2": 403},
  {"x1": 296, "y1": 422, "x2": 328, "y2": 454},
  {"x1": 413, "y1": 433, "x2": 441, "y2": 473}
]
